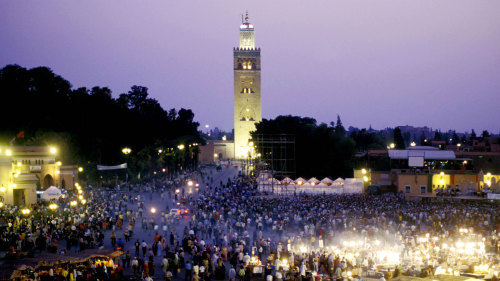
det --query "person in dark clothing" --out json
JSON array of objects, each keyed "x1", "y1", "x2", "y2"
[
  {"x1": 185, "y1": 260, "x2": 193, "y2": 281},
  {"x1": 135, "y1": 240, "x2": 140, "y2": 256},
  {"x1": 244, "y1": 266, "x2": 252, "y2": 281}
]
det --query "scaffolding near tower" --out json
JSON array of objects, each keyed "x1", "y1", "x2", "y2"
[{"x1": 254, "y1": 134, "x2": 296, "y2": 180}]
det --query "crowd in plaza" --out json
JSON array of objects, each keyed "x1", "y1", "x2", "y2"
[{"x1": 1, "y1": 167, "x2": 500, "y2": 281}]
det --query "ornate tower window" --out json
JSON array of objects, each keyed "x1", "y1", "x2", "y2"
[{"x1": 241, "y1": 87, "x2": 254, "y2": 94}]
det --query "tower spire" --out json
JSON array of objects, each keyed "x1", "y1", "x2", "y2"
[{"x1": 245, "y1": 11, "x2": 249, "y2": 24}]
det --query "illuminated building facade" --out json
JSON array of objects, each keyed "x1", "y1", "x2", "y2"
[
  {"x1": 0, "y1": 146, "x2": 78, "y2": 206},
  {"x1": 234, "y1": 12, "x2": 261, "y2": 158}
]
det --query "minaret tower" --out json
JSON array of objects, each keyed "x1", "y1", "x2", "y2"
[{"x1": 234, "y1": 12, "x2": 261, "y2": 159}]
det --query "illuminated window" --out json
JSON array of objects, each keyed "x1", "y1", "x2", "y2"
[
  {"x1": 247, "y1": 62, "x2": 252, "y2": 70},
  {"x1": 242, "y1": 62, "x2": 247, "y2": 69},
  {"x1": 241, "y1": 88, "x2": 254, "y2": 94}
]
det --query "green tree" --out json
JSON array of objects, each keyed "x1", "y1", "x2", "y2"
[
  {"x1": 393, "y1": 127, "x2": 405, "y2": 149},
  {"x1": 252, "y1": 115, "x2": 355, "y2": 179}
]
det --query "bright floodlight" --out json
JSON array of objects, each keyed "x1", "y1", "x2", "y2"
[{"x1": 50, "y1": 147, "x2": 57, "y2": 154}]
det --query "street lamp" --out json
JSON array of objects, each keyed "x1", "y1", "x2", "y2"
[
  {"x1": 122, "y1": 147, "x2": 132, "y2": 155},
  {"x1": 177, "y1": 144, "x2": 185, "y2": 150},
  {"x1": 21, "y1": 208, "x2": 30, "y2": 215},
  {"x1": 151, "y1": 207, "x2": 156, "y2": 214},
  {"x1": 49, "y1": 203, "x2": 58, "y2": 210},
  {"x1": 187, "y1": 180, "x2": 193, "y2": 187},
  {"x1": 50, "y1": 147, "x2": 57, "y2": 154},
  {"x1": 78, "y1": 167, "x2": 84, "y2": 172},
  {"x1": 389, "y1": 143, "x2": 395, "y2": 149},
  {"x1": 70, "y1": 200, "x2": 78, "y2": 207}
]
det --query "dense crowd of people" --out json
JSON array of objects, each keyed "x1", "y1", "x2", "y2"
[{"x1": 2, "y1": 166, "x2": 500, "y2": 281}]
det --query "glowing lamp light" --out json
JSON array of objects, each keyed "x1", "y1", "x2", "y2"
[
  {"x1": 177, "y1": 144, "x2": 185, "y2": 150},
  {"x1": 361, "y1": 169, "x2": 367, "y2": 174},
  {"x1": 0, "y1": 202, "x2": 3, "y2": 208},
  {"x1": 78, "y1": 195, "x2": 83, "y2": 200},
  {"x1": 122, "y1": 147, "x2": 132, "y2": 154},
  {"x1": 81, "y1": 199, "x2": 86, "y2": 205},
  {"x1": 363, "y1": 176, "x2": 369, "y2": 182},
  {"x1": 49, "y1": 203, "x2": 58, "y2": 210},
  {"x1": 5, "y1": 149, "x2": 12, "y2": 156},
  {"x1": 389, "y1": 143, "x2": 395, "y2": 149},
  {"x1": 440, "y1": 171, "x2": 444, "y2": 176},
  {"x1": 55, "y1": 170, "x2": 60, "y2": 175},
  {"x1": 297, "y1": 181, "x2": 302, "y2": 185},
  {"x1": 187, "y1": 181, "x2": 193, "y2": 186},
  {"x1": 17, "y1": 162, "x2": 21, "y2": 167},
  {"x1": 70, "y1": 200, "x2": 77, "y2": 207},
  {"x1": 151, "y1": 207, "x2": 156, "y2": 214},
  {"x1": 410, "y1": 142, "x2": 416, "y2": 147},
  {"x1": 78, "y1": 167, "x2": 83, "y2": 172},
  {"x1": 21, "y1": 208, "x2": 30, "y2": 215},
  {"x1": 49, "y1": 147, "x2": 57, "y2": 154},
  {"x1": 487, "y1": 172, "x2": 492, "y2": 177},
  {"x1": 12, "y1": 184, "x2": 16, "y2": 188},
  {"x1": 175, "y1": 189, "x2": 180, "y2": 193},
  {"x1": 56, "y1": 161, "x2": 62, "y2": 166},
  {"x1": 78, "y1": 189, "x2": 83, "y2": 194},
  {"x1": 0, "y1": 186, "x2": 5, "y2": 192}
]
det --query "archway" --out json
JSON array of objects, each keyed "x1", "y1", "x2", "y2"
[{"x1": 43, "y1": 174, "x2": 54, "y2": 189}]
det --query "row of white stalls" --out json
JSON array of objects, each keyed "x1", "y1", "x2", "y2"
[{"x1": 257, "y1": 176, "x2": 363, "y2": 195}]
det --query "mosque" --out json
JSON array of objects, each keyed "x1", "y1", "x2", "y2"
[{"x1": 199, "y1": 13, "x2": 262, "y2": 163}]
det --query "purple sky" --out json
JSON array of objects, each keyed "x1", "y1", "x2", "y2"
[{"x1": 2, "y1": 1, "x2": 500, "y2": 133}]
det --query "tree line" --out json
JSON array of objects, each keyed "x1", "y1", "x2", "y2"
[{"x1": 0, "y1": 64, "x2": 203, "y2": 183}]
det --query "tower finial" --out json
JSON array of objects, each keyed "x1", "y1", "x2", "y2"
[{"x1": 245, "y1": 11, "x2": 249, "y2": 24}]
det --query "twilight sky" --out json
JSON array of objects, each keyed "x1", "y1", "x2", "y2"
[{"x1": 1, "y1": 0, "x2": 500, "y2": 133}]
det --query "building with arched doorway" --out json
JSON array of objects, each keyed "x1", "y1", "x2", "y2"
[{"x1": 0, "y1": 146, "x2": 79, "y2": 206}]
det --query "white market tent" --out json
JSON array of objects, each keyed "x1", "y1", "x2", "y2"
[
  {"x1": 332, "y1": 177, "x2": 345, "y2": 186},
  {"x1": 320, "y1": 177, "x2": 333, "y2": 185},
  {"x1": 295, "y1": 177, "x2": 307, "y2": 185},
  {"x1": 344, "y1": 178, "x2": 363, "y2": 194},
  {"x1": 257, "y1": 175, "x2": 363, "y2": 195},
  {"x1": 41, "y1": 186, "x2": 62, "y2": 201},
  {"x1": 308, "y1": 177, "x2": 320, "y2": 184}
]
